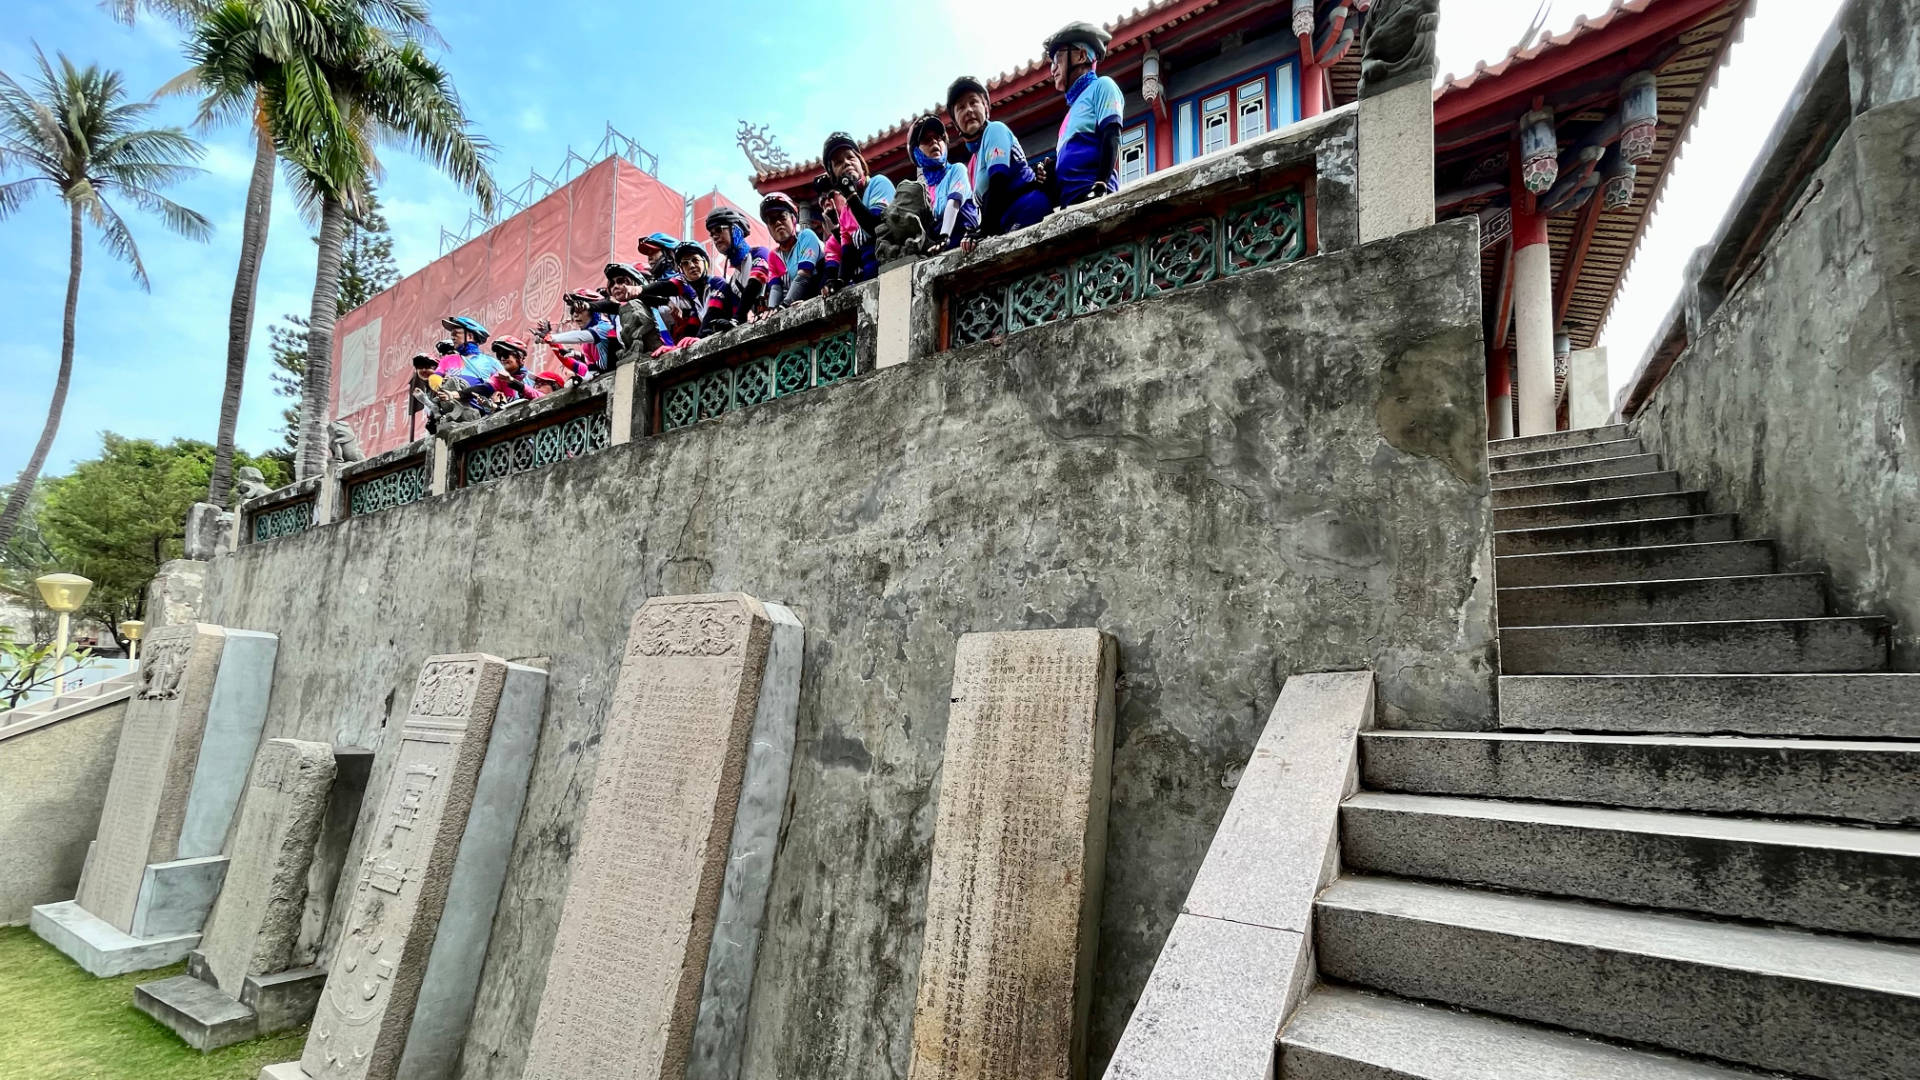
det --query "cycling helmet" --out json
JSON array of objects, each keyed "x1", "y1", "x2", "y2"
[
  {"x1": 910, "y1": 114, "x2": 949, "y2": 148},
  {"x1": 563, "y1": 287, "x2": 601, "y2": 307},
  {"x1": 705, "y1": 205, "x2": 752, "y2": 236},
  {"x1": 673, "y1": 241, "x2": 709, "y2": 265},
  {"x1": 604, "y1": 261, "x2": 644, "y2": 285},
  {"x1": 492, "y1": 335, "x2": 529, "y2": 358},
  {"x1": 1044, "y1": 20, "x2": 1111, "y2": 62},
  {"x1": 637, "y1": 231, "x2": 678, "y2": 253},
  {"x1": 821, "y1": 131, "x2": 860, "y2": 166},
  {"x1": 946, "y1": 75, "x2": 989, "y2": 111},
  {"x1": 433, "y1": 338, "x2": 456, "y2": 354},
  {"x1": 759, "y1": 192, "x2": 799, "y2": 223},
  {"x1": 439, "y1": 315, "x2": 489, "y2": 343}
]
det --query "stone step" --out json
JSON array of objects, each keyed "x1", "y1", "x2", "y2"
[
  {"x1": 1340, "y1": 792, "x2": 1920, "y2": 938},
  {"x1": 1497, "y1": 573, "x2": 1827, "y2": 627},
  {"x1": 1495, "y1": 491, "x2": 1707, "y2": 531},
  {"x1": 1314, "y1": 876, "x2": 1920, "y2": 1080},
  {"x1": 1500, "y1": 617, "x2": 1890, "y2": 675},
  {"x1": 1492, "y1": 471, "x2": 1682, "y2": 509},
  {"x1": 1490, "y1": 438, "x2": 1646, "y2": 473},
  {"x1": 1495, "y1": 540, "x2": 1778, "y2": 589},
  {"x1": 1361, "y1": 730, "x2": 1920, "y2": 826},
  {"x1": 1499, "y1": 673, "x2": 1920, "y2": 739},
  {"x1": 1487, "y1": 425, "x2": 1633, "y2": 457},
  {"x1": 1280, "y1": 986, "x2": 1786, "y2": 1080},
  {"x1": 1496, "y1": 515, "x2": 1738, "y2": 557},
  {"x1": 1492, "y1": 454, "x2": 1665, "y2": 490}
]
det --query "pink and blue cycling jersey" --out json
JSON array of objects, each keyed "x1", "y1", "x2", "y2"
[{"x1": 1055, "y1": 71, "x2": 1124, "y2": 204}]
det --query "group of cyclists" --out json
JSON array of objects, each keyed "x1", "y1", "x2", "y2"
[{"x1": 408, "y1": 20, "x2": 1127, "y2": 431}]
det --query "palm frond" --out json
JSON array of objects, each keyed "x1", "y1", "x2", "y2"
[
  {"x1": 0, "y1": 177, "x2": 49, "y2": 220},
  {"x1": 118, "y1": 183, "x2": 212, "y2": 240},
  {"x1": 91, "y1": 199, "x2": 152, "y2": 290}
]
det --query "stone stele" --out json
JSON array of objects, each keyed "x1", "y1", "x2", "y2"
[
  {"x1": 521, "y1": 593, "x2": 776, "y2": 1080},
  {"x1": 907, "y1": 628, "x2": 1117, "y2": 1080},
  {"x1": 75, "y1": 622, "x2": 229, "y2": 933},
  {"x1": 200, "y1": 738, "x2": 338, "y2": 996},
  {"x1": 269, "y1": 653, "x2": 545, "y2": 1080}
]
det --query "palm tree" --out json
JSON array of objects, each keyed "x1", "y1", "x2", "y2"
[
  {"x1": 123, "y1": 0, "x2": 437, "y2": 506},
  {"x1": 289, "y1": 25, "x2": 494, "y2": 479},
  {"x1": 0, "y1": 49, "x2": 212, "y2": 548}
]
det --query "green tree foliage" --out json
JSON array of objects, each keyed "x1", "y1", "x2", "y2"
[
  {"x1": 13, "y1": 435, "x2": 288, "y2": 641},
  {"x1": 268, "y1": 314, "x2": 309, "y2": 454}
]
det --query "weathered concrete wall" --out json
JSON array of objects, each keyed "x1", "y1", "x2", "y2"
[
  {"x1": 1633, "y1": 96, "x2": 1920, "y2": 666},
  {"x1": 203, "y1": 217, "x2": 1491, "y2": 1080},
  {"x1": 0, "y1": 698, "x2": 128, "y2": 924}
]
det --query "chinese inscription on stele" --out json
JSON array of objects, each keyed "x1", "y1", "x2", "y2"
[
  {"x1": 521, "y1": 593, "x2": 774, "y2": 1080},
  {"x1": 907, "y1": 629, "x2": 1117, "y2": 1080},
  {"x1": 75, "y1": 622, "x2": 227, "y2": 934},
  {"x1": 296, "y1": 654, "x2": 506, "y2": 1080}
]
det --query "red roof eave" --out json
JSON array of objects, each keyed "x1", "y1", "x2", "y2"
[{"x1": 1434, "y1": 0, "x2": 1737, "y2": 132}]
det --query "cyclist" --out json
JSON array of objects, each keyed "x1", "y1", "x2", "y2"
[
  {"x1": 909, "y1": 114, "x2": 979, "y2": 250},
  {"x1": 1044, "y1": 21, "x2": 1124, "y2": 205},
  {"x1": 760, "y1": 193, "x2": 824, "y2": 308},
  {"x1": 945, "y1": 75, "x2": 1053, "y2": 242}
]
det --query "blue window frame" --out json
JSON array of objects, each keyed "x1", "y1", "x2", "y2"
[{"x1": 1177, "y1": 61, "x2": 1302, "y2": 161}]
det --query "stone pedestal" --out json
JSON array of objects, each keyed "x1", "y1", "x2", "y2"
[
  {"x1": 522, "y1": 594, "x2": 801, "y2": 1080},
  {"x1": 907, "y1": 629, "x2": 1117, "y2": 1080},
  {"x1": 146, "y1": 559, "x2": 209, "y2": 628},
  {"x1": 135, "y1": 738, "x2": 338, "y2": 1050},
  {"x1": 1356, "y1": 78, "x2": 1437, "y2": 243},
  {"x1": 31, "y1": 623, "x2": 278, "y2": 976},
  {"x1": 257, "y1": 654, "x2": 546, "y2": 1080}
]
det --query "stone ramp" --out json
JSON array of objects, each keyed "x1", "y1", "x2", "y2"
[{"x1": 1278, "y1": 425, "x2": 1920, "y2": 1079}]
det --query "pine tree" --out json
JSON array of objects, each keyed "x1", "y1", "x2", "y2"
[
  {"x1": 265, "y1": 192, "x2": 397, "y2": 455},
  {"x1": 337, "y1": 193, "x2": 399, "y2": 312}
]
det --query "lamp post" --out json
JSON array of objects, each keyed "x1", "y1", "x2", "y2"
[
  {"x1": 119, "y1": 619, "x2": 147, "y2": 663},
  {"x1": 35, "y1": 573, "x2": 94, "y2": 681}
]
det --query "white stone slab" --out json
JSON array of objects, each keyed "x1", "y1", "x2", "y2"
[
  {"x1": 687, "y1": 602, "x2": 804, "y2": 1080},
  {"x1": 907, "y1": 629, "x2": 1117, "y2": 1080},
  {"x1": 129, "y1": 854, "x2": 230, "y2": 937},
  {"x1": 75, "y1": 623, "x2": 226, "y2": 932},
  {"x1": 259, "y1": 654, "x2": 546, "y2": 1080},
  {"x1": 28, "y1": 899, "x2": 200, "y2": 977},
  {"x1": 178, "y1": 629, "x2": 280, "y2": 856},
  {"x1": 522, "y1": 594, "x2": 777, "y2": 1080}
]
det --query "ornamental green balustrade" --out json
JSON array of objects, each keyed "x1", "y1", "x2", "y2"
[
  {"x1": 952, "y1": 187, "x2": 1306, "y2": 346},
  {"x1": 660, "y1": 327, "x2": 859, "y2": 432},
  {"x1": 250, "y1": 499, "x2": 316, "y2": 543},
  {"x1": 462, "y1": 406, "x2": 613, "y2": 486},
  {"x1": 347, "y1": 462, "x2": 430, "y2": 517}
]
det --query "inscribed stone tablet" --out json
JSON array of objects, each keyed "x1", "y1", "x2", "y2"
[
  {"x1": 907, "y1": 629, "x2": 1117, "y2": 1080},
  {"x1": 76, "y1": 623, "x2": 227, "y2": 934},
  {"x1": 521, "y1": 593, "x2": 774, "y2": 1080},
  {"x1": 298, "y1": 655, "x2": 509, "y2": 1080},
  {"x1": 200, "y1": 738, "x2": 337, "y2": 997}
]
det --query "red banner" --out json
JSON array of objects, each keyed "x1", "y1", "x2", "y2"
[{"x1": 332, "y1": 156, "x2": 703, "y2": 456}]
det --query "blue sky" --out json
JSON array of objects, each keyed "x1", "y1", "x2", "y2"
[{"x1": 0, "y1": 0, "x2": 1834, "y2": 479}]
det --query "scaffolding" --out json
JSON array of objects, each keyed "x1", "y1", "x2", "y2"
[{"x1": 437, "y1": 125, "x2": 662, "y2": 254}]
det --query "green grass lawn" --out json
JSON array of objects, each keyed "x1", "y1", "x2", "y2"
[{"x1": 0, "y1": 926, "x2": 306, "y2": 1080}]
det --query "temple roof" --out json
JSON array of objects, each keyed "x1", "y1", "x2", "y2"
[
  {"x1": 1434, "y1": 0, "x2": 1754, "y2": 351},
  {"x1": 750, "y1": 0, "x2": 1362, "y2": 190}
]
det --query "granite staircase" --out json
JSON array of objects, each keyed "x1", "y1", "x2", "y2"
[{"x1": 1279, "y1": 425, "x2": 1920, "y2": 1079}]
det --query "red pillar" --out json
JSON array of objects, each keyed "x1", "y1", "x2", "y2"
[
  {"x1": 1154, "y1": 109, "x2": 1175, "y2": 173},
  {"x1": 1300, "y1": 61, "x2": 1322, "y2": 118}
]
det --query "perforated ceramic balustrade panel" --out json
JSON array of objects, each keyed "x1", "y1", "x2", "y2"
[
  {"x1": 460, "y1": 400, "x2": 613, "y2": 487},
  {"x1": 249, "y1": 498, "x2": 316, "y2": 543},
  {"x1": 346, "y1": 460, "x2": 430, "y2": 517},
  {"x1": 660, "y1": 327, "x2": 857, "y2": 431},
  {"x1": 950, "y1": 187, "x2": 1308, "y2": 347}
]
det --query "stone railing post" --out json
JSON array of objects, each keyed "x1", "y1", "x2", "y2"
[
  {"x1": 314, "y1": 464, "x2": 340, "y2": 526},
  {"x1": 876, "y1": 258, "x2": 916, "y2": 370},
  {"x1": 610, "y1": 361, "x2": 639, "y2": 445},
  {"x1": 1355, "y1": 2, "x2": 1439, "y2": 243},
  {"x1": 429, "y1": 436, "x2": 452, "y2": 496}
]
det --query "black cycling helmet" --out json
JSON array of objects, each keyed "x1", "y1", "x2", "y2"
[
  {"x1": 434, "y1": 338, "x2": 456, "y2": 354},
  {"x1": 673, "y1": 240, "x2": 709, "y2": 263},
  {"x1": 1044, "y1": 20, "x2": 1112, "y2": 62},
  {"x1": 946, "y1": 75, "x2": 989, "y2": 111},
  {"x1": 704, "y1": 205, "x2": 752, "y2": 236},
  {"x1": 910, "y1": 114, "x2": 948, "y2": 148},
  {"x1": 604, "y1": 261, "x2": 643, "y2": 285},
  {"x1": 821, "y1": 131, "x2": 860, "y2": 167}
]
